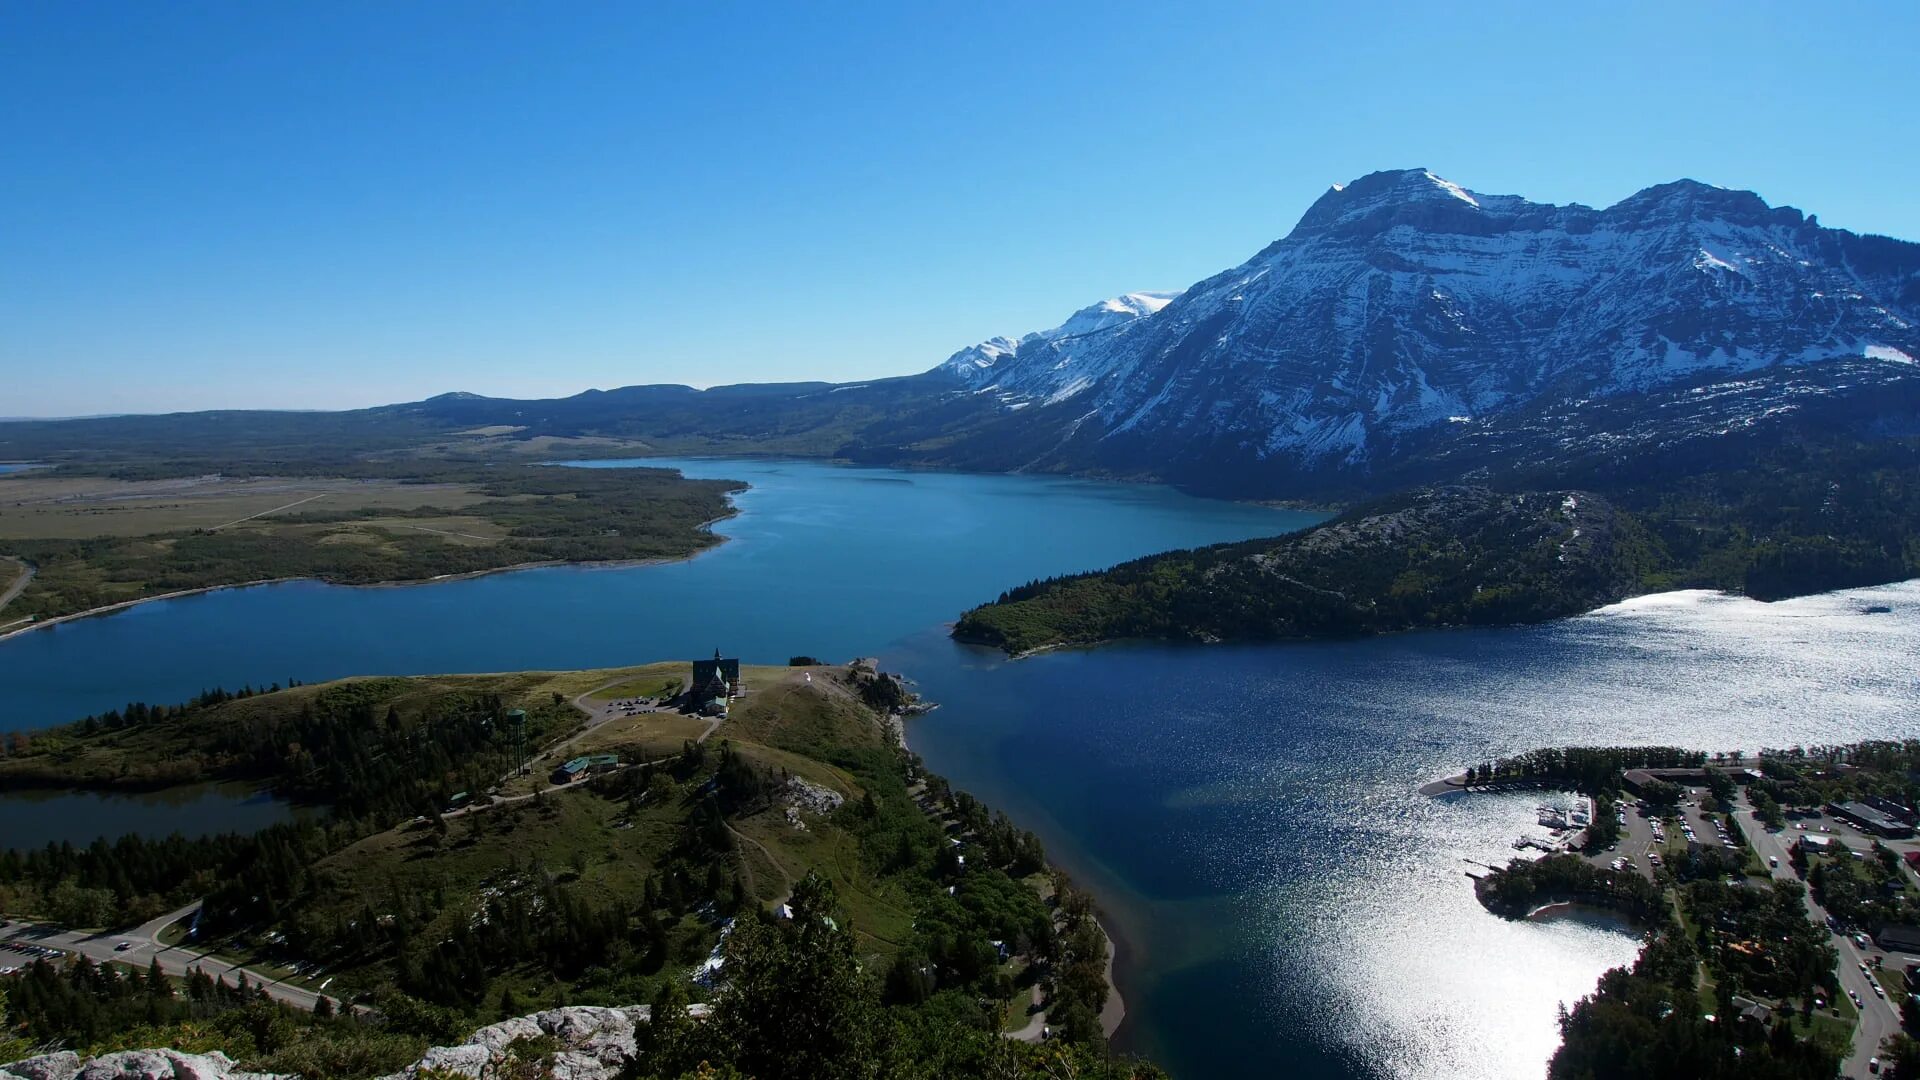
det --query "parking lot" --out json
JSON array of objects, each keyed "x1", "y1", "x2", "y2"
[
  {"x1": 0, "y1": 931, "x2": 66, "y2": 974},
  {"x1": 1585, "y1": 797, "x2": 1660, "y2": 879}
]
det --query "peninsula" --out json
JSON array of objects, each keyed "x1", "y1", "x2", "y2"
[{"x1": 0, "y1": 657, "x2": 1152, "y2": 1080}]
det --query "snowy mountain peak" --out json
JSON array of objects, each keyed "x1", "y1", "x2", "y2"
[
  {"x1": 1051, "y1": 291, "x2": 1181, "y2": 339},
  {"x1": 934, "y1": 291, "x2": 1182, "y2": 384},
  {"x1": 937, "y1": 336, "x2": 1021, "y2": 383},
  {"x1": 912, "y1": 168, "x2": 1920, "y2": 489},
  {"x1": 1283, "y1": 167, "x2": 1513, "y2": 241}
]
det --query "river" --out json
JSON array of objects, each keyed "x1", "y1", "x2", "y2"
[{"x1": 1, "y1": 457, "x2": 1915, "y2": 1078}]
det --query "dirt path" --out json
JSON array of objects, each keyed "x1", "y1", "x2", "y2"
[
  {"x1": 393, "y1": 522, "x2": 495, "y2": 542},
  {"x1": 1005, "y1": 985, "x2": 1048, "y2": 1042},
  {"x1": 0, "y1": 556, "x2": 32, "y2": 614},
  {"x1": 446, "y1": 675, "x2": 712, "y2": 816},
  {"x1": 726, "y1": 823, "x2": 792, "y2": 900},
  {"x1": 208, "y1": 492, "x2": 330, "y2": 530}
]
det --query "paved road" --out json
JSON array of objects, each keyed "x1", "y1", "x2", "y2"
[
  {"x1": 448, "y1": 676, "x2": 714, "y2": 817},
  {"x1": 1734, "y1": 794, "x2": 1900, "y2": 1078},
  {"x1": 1, "y1": 903, "x2": 327, "y2": 1012}
]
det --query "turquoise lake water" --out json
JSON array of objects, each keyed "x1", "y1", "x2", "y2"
[{"x1": 1, "y1": 457, "x2": 1915, "y2": 1078}]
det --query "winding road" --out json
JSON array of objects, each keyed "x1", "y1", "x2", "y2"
[{"x1": 1, "y1": 904, "x2": 327, "y2": 1012}]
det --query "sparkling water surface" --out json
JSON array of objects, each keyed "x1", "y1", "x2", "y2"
[{"x1": 2, "y1": 457, "x2": 1914, "y2": 1078}]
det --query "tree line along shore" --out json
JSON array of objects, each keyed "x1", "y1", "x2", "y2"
[
  {"x1": 0, "y1": 659, "x2": 1157, "y2": 1080},
  {"x1": 953, "y1": 440, "x2": 1920, "y2": 657},
  {"x1": 0, "y1": 459, "x2": 743, "y2": 628},
  {"x1": 1460, "y1": 740, "x2": 1920, "y2": 1079}
]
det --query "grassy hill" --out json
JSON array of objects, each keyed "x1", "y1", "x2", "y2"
[{"x1": 0, "y1": 661, "x2": 1157, "y2": 1079}]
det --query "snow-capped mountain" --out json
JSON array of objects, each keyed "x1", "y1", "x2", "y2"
[
  {"x1": 935, "y1": 291, "x2": 1180, "y2": 390},
  {"x1": 908, "y1": 168, "x2": 1920, "y2": 493},
  {"x1": 394, "y1": 167, "x2": 1919, "y2": 500}
]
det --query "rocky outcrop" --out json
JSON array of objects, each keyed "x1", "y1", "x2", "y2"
[
  {"x1": 0, "y1": 1049, "x2": 290, "y2": 1080},
  {"x1": 381, "y1": 1005, "x2": 682, "y2": 1080},
  {"x1": 1, "y1": 1004, "x2": 713, "y2": 1080}
]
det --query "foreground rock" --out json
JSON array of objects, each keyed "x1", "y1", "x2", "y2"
[
  {"x1": 1, "y1": 1004, "x2": 712, "y2": 1080},
  {"x1": 0, "y1": 1049, "x2": 291, "y2": 1080}
]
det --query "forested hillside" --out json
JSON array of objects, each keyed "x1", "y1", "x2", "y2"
[
  {"x1": 953, "y1": 487, "x2": 1659, "y2": 654},
  {"x1": 0, "y1": 663, "x2": 1158, "y2": 1079},
  {"x1": 954, "y1": 439, "x2": 1920, "y2": 654}
]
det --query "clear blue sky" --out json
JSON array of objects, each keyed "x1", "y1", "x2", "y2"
[{"x1": 4, "y1": 2, "x2": 1916, "y2": 417}]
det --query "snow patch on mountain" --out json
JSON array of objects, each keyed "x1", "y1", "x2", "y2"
[
  {"x1": 933, "y1": 291, "x2": 1182, "y2": 387},
  {"x1": 1424, "y1": 170, "x2": 1480, "y2": 207},
  {"x1": 921, "y1": 167, "x2": 1920, "y2": 477}
]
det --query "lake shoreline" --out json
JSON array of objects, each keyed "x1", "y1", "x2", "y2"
[
  {"x1": 559, "y1": 451, "x2": 1346, "y2": 516},
  {"x1": 981, "y1": 574, "x2": 1920, "y2": 663},
  {"x1": 902, "y1": 693, "x2": 1128, "y2": 1040},
  {"x1": 0, "y1": 517, "x2": 738, "y2": 644}
]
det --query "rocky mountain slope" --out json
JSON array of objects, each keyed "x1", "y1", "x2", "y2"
[
  {"x1": 888, "y1": 169, "x2": 1920, "y2": 495},
  {"x1": 935, "y1": 291, "x2": 1179, "y2": 390},
  {"x1": 6, "y1": 168, "x2": 1916, "y2": 506}
]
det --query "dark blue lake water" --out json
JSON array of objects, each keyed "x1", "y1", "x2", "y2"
[
  {"x1": 1, "y1": 457, "x2": 1915, "y2": 1079},
  {"x1": 0, "y1": 782, "x2": 315, "y2": 847},
  {"x1": 0, "y1": 459, "x2": 1314, "y2": 725}
]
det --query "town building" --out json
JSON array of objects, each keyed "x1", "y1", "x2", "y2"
[
  {"x1": 1796, "y1": 833, "x2": 1850, "y2": 858},
  {"x1": 552, "y1": 753, "x2": 620, "y2": 784},
  {"x1": 1730, "y1": 995, "x2": 1773, "y2": 1024},
  {"x1": 1875, "y1": 925, "x2": 1920, "y2": 955},
  {"x1": 1622, "y1": 767, "x2": 1715, "y2": 793},
  {"x1": 1827, "y1": 800, "x2": 1917, "y2": 839}
]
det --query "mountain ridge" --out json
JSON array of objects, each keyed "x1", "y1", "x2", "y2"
[
  {"x1": 892, "y1": 167, "x2": 1918, "y2": 495},
  {"x1": 4, "y1": 168, "x2": 1916, "y2": 507}
]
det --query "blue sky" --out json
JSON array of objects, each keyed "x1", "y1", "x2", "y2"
[{"x1": 4, "y1": 3, "x2": 1916, "y2": 416}]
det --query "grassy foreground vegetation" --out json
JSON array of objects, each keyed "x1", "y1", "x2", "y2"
[
  {"x1": 0, "y1": 462, "x2": 739, "y2": 625},
  {"x1": 0, "y1": 662, "x2": 1158, "y2": 1079}
]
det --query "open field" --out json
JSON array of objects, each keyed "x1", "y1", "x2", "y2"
[
  {"x1": 721, "y1": 665, "x2": 898, "y2": 763},
  {"x1": 0, "y1": 464, "x2": 740, "y2": 626},
  {"x1": 552, "y1": 713, "x2": 713, "y2": 761},
  {"x1": 0, "y1": 474, "x2": 488, "y2": 540},
  {"x1": 583, "y1": 663, "x2": 688, "y2": 702}
]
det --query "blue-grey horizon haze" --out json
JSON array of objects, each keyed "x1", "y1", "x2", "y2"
[{"x1": 4, "y1": 2, "x2": 1916, "y2": 417}]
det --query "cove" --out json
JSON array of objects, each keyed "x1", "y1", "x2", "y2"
[{"x1": 890, "y1": 582, "x2": 1920, "y2": 1079}]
